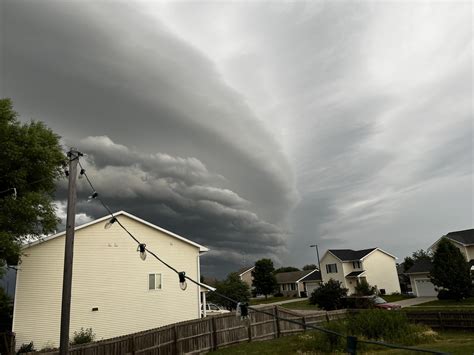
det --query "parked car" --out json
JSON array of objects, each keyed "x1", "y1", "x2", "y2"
[
  {"x1": 372, "y1": 296, "x2": 401, "y2": 310},
  {"x1": 201, "y1": 303, "x2": 230, "y2": 316}
]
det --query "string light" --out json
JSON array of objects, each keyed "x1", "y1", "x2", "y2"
[
  {"x1": 137, "y1": 243, "x2": 147, "y2": 261},
  {"x1": 78, "y1": 168, "x2": 86, "y2": 179},
  {"x1": 87, "y1": 191, "x2": 98, "y2": 202},
  {"x1": 178, "y1": 272, "x2": 187, "y2": 290},
  {"x1": 104, "y1": 217, "x2": 117, "y2": 229}
]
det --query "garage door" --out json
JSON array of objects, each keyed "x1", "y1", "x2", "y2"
[
  {"x1": 305, "y1": 283, "x2": 320, "y2": 296},
  {"x1": 415, "y1": 278, "x2": 437, "y2": 297}
]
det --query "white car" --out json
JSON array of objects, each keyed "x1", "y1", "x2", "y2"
[{"x1": 201, "y1": 303, "x2": 230, "y2": 316}]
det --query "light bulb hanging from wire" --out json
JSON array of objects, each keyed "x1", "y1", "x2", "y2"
[
  {"x1": 137, "y1": 243, "x2": 147, "y2": 261},
  {"x1": 178, "y1": 272, "x2": 187, "y2": 290},
  {"x1": 104, "y1": 217, "x2": 117, "y2": 229},
  {"x1": 87, "y1": 191, "x2": 98, "y2": 202}
]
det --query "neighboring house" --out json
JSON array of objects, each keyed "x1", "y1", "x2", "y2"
[
  {"x1": 0, "y1": 266, "x2": 17, "y2": 298},
  {"x1": 320, "y1": 248, "x2": 401, "y2": 295},
  {"x1": 429, "y1": 229, "x2": 474, "y2": 262},
  {"x1": 406, "y1": 228, "x2": 474, "y2": 297},
  {"x1": 405, "y1": 260, "x2": 436, "y2": 297},
  {"x1": 396, "y1": 263, "x2": 412, "y2": 294},
  {"x1": 275, "y1": 269, "x2": 321, "y2": 297},
  {"x1": 13, "y1": 211, "x2": 209, "y2": 350},
  {"x1": 236, "y1": 266, "x2": 254, "y2": 289}
]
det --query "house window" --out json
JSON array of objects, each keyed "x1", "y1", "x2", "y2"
[
  {"x1": 148, "y1": 273, "x2": 162, "y2": 290},
  {"x1": 290, "y1": 283, "x2": 296, "y2": 291},
  {"x1": 326, "y1": 264, "x2": 338, "y2": 273},
  {"x1": 282, "y1": 284, "x2": 286, "y2": 291},
  {"x1": 352, "y1": 261, "x2": 362, "y2": 269}
]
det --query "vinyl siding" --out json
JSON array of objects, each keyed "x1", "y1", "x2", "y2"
[
  {"x1": 320, "y1": 253, "x2": 345, "y2": 287},
  {"x1": 13, "y1": 215, "x2": 201, "y2": 349},
  {"x1": 362, "y1": 250, "x2": 401, "y2": 294}
]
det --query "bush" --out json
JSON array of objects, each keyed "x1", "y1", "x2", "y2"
[
  {"x1": 437, "y1": 289, "x2": 457, "y2": 300},
  {"x1": 70, "y1": 327, "x2": 95, "y2": 345},
  {"x1": 17, "y1": 342, "x2": 35, "y2": 354},
  {"x1": 347, "y1": 310, "x2": 434, "y2": 345},
  {"x1": 309, "y1": 279, "x2": 348, "y2": 310},
  {"x1": 273, "y1": 292, "x2": 283, "y2": 297},
  {"x1": 343, "y1": 296, "x2": 375, "y2": 309},
  {"x1": 354, "y1": 279, "x2": 376, "y2": 296}
]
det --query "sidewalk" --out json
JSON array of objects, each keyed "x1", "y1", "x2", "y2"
[{"x1": 396, "y1": 297, "x2": 437, "y2": 308}]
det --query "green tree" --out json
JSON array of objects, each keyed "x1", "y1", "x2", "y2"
[
  {"x1": 252, "y1": 258, "x2": 277, "y2": 299},
  {"x1": 403, "y1": 249, "x2": 432, "y2": 272},
  {"x1": 0, "y1": 98, "x2": 64, "y2": 271},
  {"x1": 430, "y1": 238, "x2": 471, "y2": 300},
  {"x1": 309, "y1": 279, "x2": 348, "y2": 310},
  {"x1": 274, "y1": 266, "x2": 299, "y2": 274},
  {"x1": 207, "y1": 272, "x2": 250, "y2": 310},
  {"x1": 354, "y1": 279, "x2": 376, "y2": 296},
  {"x1": 303, "y1": 264, "x2": 318, "y2": 270}
]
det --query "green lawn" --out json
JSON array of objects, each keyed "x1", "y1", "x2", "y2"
[
  {"x1": 382, "y1": 294, "x2": 414, "y2": 302},
  {"x1": 414, "y1": 297, "x2": 474, "y2": 307},
  {"x1": 249, "y1": 296, "x2": 294, "y2": 305},
  {"x1": 280, "y1": 299, "x2": 320, "y2": 310},
  {"x1": 210, "y1": 330, "x2": 474, "y2": 355}
]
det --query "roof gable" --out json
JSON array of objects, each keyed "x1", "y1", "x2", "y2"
[
  {"x1": 23, "y1": 211, "x2": 209, "y2": 252},
  {"x1": 237, "y1": 266, "x2": 254, "y2": 276},
  {"x1": 445, "y1": 229, "x2": 474, "y2": 245},
  {"x1": 299, "y1": 269, "x2": 321, "y2": 282},
  {"x1": 405, "y1": 259, "x2": 433, "y2": 274},
  {"x1": 328, "y1": 248, "x2": 377, "y2": 261},
  {"x1": 275, "y1": 270, "x2": 313, "y2": 283}
]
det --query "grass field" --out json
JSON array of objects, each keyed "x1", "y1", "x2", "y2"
[
  {"x1": 249, "y1": 296, "x2": 294, "y2": 305},
  {"x1": 210, "y1": 330, "x2": 474, "y2": 354},
  {"x1": 409, "y1": 297, "x2": 474, "y2": 310},
  {"x1": 280, "y1": 299, "x2": 319, "y2": 310},
  {"x1": 382, "y1": 294, "x2": 414, "y2": 302}
]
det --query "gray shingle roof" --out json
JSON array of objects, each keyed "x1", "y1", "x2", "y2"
[
  {"x1": 329, "y1": 248, "x2": 377, "y2": 261},
  {"x1": 405, "y1": 259, "x2": 433, "y2": 274},
  {"x1": 299, "y1": 270, "x2": 321, "y2": 282},
  {"x1": 275, "y1": 270, "x2": 313, "y2": 283},
  {"x1": 446, "y1": 229, "x2": 474, "y2": 245}
]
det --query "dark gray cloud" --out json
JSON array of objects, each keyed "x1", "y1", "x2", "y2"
[{"x1": 2, "y1": 1, "x2": 472, "y2": 276}]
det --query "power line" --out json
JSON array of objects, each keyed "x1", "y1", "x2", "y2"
[{"x1": 75, "y1": 159, "x2": 446, "y2": 355}]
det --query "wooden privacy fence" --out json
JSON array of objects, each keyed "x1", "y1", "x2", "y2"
[
  {"x1": 24, "y1": 307, "x2": 349, "y2": 355},
  {"x1": 0, "y1": 332, "x2": 15, "y2": 355},
  {"x1": 405, "y1": 310, "x2": 474, "y2": 329}
]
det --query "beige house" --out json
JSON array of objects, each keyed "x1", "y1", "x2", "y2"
[
  {"x1": 320, "y1": 248, "x2": 400, "y2": 295},
  {"x1": 407, "y1": 228, "x2": 474, "y2": 297},
  {"x1": 275, "y1": 269, "x2": 321, "y2": 297},
  {"x1": 237, "y1": 266, "x2": 254, "y2": 289},
  {"x1": 13, "y1": 211, "x2": 208, "y2": 350}
]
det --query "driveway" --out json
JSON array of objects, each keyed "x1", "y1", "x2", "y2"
[{"x1": 396, "y1": 297, "x2": 436, "y2": 308}]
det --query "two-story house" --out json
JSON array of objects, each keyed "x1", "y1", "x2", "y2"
[
  {"x1": 320, "y1": 248, "x2": 400, "y2": 295},
  {"x1": 406, "y1": 228, "x2": 473, "y2": 297},
  {"x1": 13, "y1": 211, "x2": 209, "y2": 350}
]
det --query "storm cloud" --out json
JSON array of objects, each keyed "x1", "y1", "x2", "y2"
[{"x1": 2, "y1": 1, "x2": 472, "y2": 276}]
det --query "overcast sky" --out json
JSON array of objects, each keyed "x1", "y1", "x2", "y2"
[{"x1": 2, "y1": 1, "x2": 472, "y2": 277}]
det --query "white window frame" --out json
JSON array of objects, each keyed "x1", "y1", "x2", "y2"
[
  {"x1": 352, "y1": 261, "x2": 362, "y2": 269},
  {"x1": 148, "y1": 273, "x2": 163, "y2": 291},
  {"x1": 326, "y1": 264, "x2": 338, "y2": 273}
]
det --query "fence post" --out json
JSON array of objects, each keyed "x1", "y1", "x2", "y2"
[
  {"x1": 247, "y1": 316, "x2": 252, "y2": 342},
  {"x1": 130, "y1": 335, "x2": 136, "y2": 355},
  {"x1": 302, "y1": 316, "x2": 307, "y2": 331},
  {"x1": 438, "y1": 312, "x2": 444, "y2": 330},
  {"x1": 173, "y1": 324, "x2": 179, "y2": 354},
  {"x1": 211, "y1": 316, "x2": 218, "y2": 351},
  {"x1": 274, "y1": 306, "x2": 281, "y2": 338},
  {"x1": 347, "y1": 336, "x2": 357, "y2": 354},
  {"x1": 325, "y1": 311, "x2": 330, "y2": 322}
]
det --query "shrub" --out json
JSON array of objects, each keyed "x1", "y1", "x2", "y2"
[
  {"x1": 354, "y1": 279, "x2": 376, "y2": 296},
  {"x1": 437, "y1": 289, "x2": 455, "y2": 300},
  {"x1": 273, "y1": 292, "x2": 283, "y2": 297},
  {"x1": 309, "y1": 279, "x2": 348, "y2": 310},
  {"x1": 347, "y1": 310, "x2": 435, "y2": 345},
  {"x1": 17, "y1": 342, "x2": 35, "y2": 354},
  {"x1": 70, "y1": 327, "x2": 95, "y2": 345}
]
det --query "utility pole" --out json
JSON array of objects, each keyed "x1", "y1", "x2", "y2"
[
  {"x1": 310, "y1": 244, "x2": 321, "y2": 272},
  {"x1": 59, "y1": 148, "x2": 82, "y2": 355}
]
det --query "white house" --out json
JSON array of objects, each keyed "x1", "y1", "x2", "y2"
[
  {"x1": 407, "y1": 228, "x2": 474, "y2": 297},
  {"x1": 236, "y1": 266, "x2": 254, "y2": 289},
  {"x1": 320, "y1": 248, "x2": 400, "y2": 295},
  {"x1": 13, "y1": 211, "x2": 208, "y2": 350}
]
